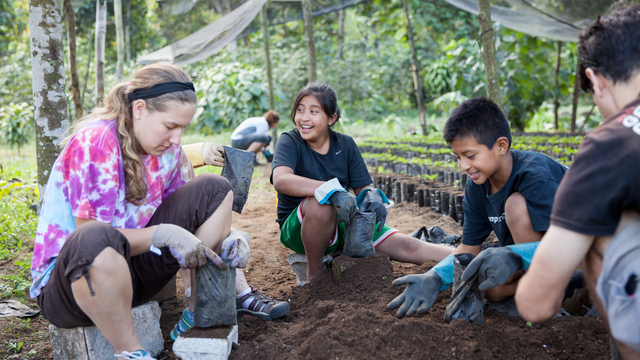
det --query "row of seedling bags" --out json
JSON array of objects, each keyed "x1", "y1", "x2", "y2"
[{"x1": 372, "y1": 174, "x2": 465, "y2": 227}]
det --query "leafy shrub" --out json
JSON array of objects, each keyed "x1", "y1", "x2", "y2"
[
  {"x1": 194, "y1": 62, "x2": 273, "y2": 133},
  {"x1": 0, "y1": 102, "x2": 32, "y2": 155}
]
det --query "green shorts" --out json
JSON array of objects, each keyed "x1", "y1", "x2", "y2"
[{"x1": 280, "y1": 198, "x2": 400, "y2": 255}]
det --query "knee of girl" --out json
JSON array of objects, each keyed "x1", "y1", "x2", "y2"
[
  {"x1": 303, "y1": 198, "x2": 337, "y2": 222},
  {"x1": 197, "y1": 172, "x2": 233, "y2": 193}
]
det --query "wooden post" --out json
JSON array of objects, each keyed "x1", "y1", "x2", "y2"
[
  {"x1": 29, "y1": 0, "x2": 69, "y2": 199},
  {"x1": 301, "y1": 0, "x2": 316, "y2": 82},
  {"x1": 570, "y1": 59, "x2": 580, "y2": 133},
  {"x1": 95, "y1": 0, "x2": 107, "y2": 106},
  {"x1": 260, "y1": 2, "x2": 278, "y2": 146},
  {"x1": 554, "y1": 41, "x2": 562, "y2": 130},
  {"x1": 114, "y1": 0, "x2": 125, "y2": 81},
  {"x1": 477, "y1": 0, "x2": 501, "y2": 107},
  {"x1": 400, "y1": 0, "x2": 428, "y2": 135},
  {"x1": 63, "y1": 0, "x2": 83, "y2": 119}
]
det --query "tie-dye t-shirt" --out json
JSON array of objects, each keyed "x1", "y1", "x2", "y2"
[{"x1": 30, "y1": 119, "x2": 194, "y2": 298}]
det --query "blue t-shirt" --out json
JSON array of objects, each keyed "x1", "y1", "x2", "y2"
[
  {"x1": 270, "y1": 128, "x2": 372, "y2": 224},
  {"x1": 462, "y1": 150, "x2": 567, "y2": 247}
]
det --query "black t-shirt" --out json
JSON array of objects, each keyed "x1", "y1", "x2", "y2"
[
  {"x1": 551, "y1": 98, "x2": 640, "y2": 236},
  {"x1": 463, "y1": 150, "x2": 567, "y2": 247},
  {"x1": 270, "y1": 128, "x2": 372, "y2": 223}
]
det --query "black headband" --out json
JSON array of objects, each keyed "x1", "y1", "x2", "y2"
[{"x1": 128, "y1": 81, "x2": 195, "y2": 101}]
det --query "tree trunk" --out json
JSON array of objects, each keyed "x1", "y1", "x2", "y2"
[
  {"x1": 81, "y1": 29, "x2": 93, "y2": 105},
  {"x1": 554, "y1": 41, "x2": 562, "y2": 130},
  {"x1": 570, "y1": 59, "x2": 579, "y2": 133},
  {"x1": 261, "y1": 3, "x2": 278, "y2": 146},
  {"x1": 114, "y1": 0, "x2": 124, "y2": 81},
  {"x1": 301, "y1": 0, "x2": 316, "y2": 83},
  {"x1": 29, "y1": 0, "x2": 70, "y2": 200},
  {"x1": 95, "y1": 0, "x2": 107, "y2": 106},
  {"x1": 477, "y1": 0, "x2": 501, "y2": 107},
  {"x1": 125, "y1": 0, "x2": 131, "y2": 63},
  {"x1": 63, "y1": 0, "x2": 83, "y2": 120},
  {"x1": 337, "y1": 9, "x2": 344, "y2": 61},
  {"x1": 401, "y1": 0, "x2": 427, "y2": 135}
]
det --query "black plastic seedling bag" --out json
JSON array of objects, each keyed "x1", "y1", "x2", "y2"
[
  {"x1": 193, "y1": 258, "x2": 237, "y2": 327},
  {"x1": 444, "y1": 253, "x2": 484, "y2": 324},
  {"x1": 411, "y1": 225, "x2": 461, "y2": 245},
  {"x1": 221, "y1": 146, "x2": 255, "y2": 214},
  {"x1": 343, "y1": 210, "x2": 376, "y2": 258}
]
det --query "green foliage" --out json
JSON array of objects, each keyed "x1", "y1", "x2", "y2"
[
  {"x1": 194, "y1": 62, "x2": 274, "y2": 133},
  {"x1": 0, "y1": 103, "x2": 33, "y2": 154}
]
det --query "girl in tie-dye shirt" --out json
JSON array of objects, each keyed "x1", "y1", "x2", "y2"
[{"x1": 30, "y1": 63, "x2": 249, "y2": 360}]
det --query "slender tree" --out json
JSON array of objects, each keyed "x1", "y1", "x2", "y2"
[
  {"x1": 554, "y1": 41, "x2": 562, "y2": 130},
  {"x1": 401, "y1": 0, "x2": 428, "y2": 135},
  {"x1": 125, "y1": 0, "x2": 131, "y2": 63},
  {"x1": 114, "y1": 0, "x2": 124, "y2": 81},
  {"x1": 477, "y1": 0, "x2": 501, "y2": 107},
  {"x1": 95, "y1": 0, "x2": 107, "y2": 106},
  {"x1": 337, "y1": 9, "x2": 344, "y2": 61},
  {"x1": 301, "y1": 0, "x2": 316, "y2": 82},
  {"x1": 570, "y1": 60, "x2": 579, "y2": 133},
  {"x1": 29, "y1": 0, "x2": 70, "y2": 199},
  {"x1": 260, "y1": 2, "x2": 277, "y2": 146},
  {"x1": 63, "y1": 0, "x2": 83, "y2": 119}
]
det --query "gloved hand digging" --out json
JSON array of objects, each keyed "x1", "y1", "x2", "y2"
[
  {"x1": 328, "y1": 191, "x2": 357, "y2": 224},
  {"x1": 360, "y1": 188, "x2": 388, "y2": 232},
  {"x1": 152, "y1": 224, "x2": 227, "y2": 270},
  {"x1": 221, "y1": 230, "x2": 251, "y2": 268},
  {"x1": 387, "y1": 271, "x2": 442, "y2": 318},
  {"x1": 461, "y1": 246, "x2": 523, "y2": 291}
]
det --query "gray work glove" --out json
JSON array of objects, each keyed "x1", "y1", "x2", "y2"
[
  {"x1": 202, "y1": 142, "x2": 225, "y2": 167},
  {"x1": 461, "y1": 247, "x2": 522, "y2": 291},
  {"x1": 152, "y1": 224, "x2": 226, "y2": 270},
  {"x1": 221, "y1": 230, "x2": 251, "y2": 268},
  {"x1": 329, "y1": 191, "x2": 357, "y2": 225},
  {"x1": 360, "y1": 189, "x2": 388, "y2": 232},
  {"x1": 387, "y1": 271, "x2": 442, "y2": 318}
]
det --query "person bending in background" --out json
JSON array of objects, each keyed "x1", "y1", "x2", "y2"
[
  {"x1": 516, "y1": 6, "x2": 640, "y2": 359},
  {"x1": 271, "y1": 82, "x2": 452, "y2": 282},
  {"x1": 388, "y1": 97, "x2": 569, "y2": 318},
  {"x1": 230, "y1": 110, "x2": 280, "y2": 164}
]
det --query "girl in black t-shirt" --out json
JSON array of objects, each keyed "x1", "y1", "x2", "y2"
[{"x1": 271, "y1": 83, "x2": 452, "y2": 282}]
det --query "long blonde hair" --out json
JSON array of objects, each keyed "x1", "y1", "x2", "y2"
[{"x1": 61, "y1": 62, "x2": 197, "y2": 205}]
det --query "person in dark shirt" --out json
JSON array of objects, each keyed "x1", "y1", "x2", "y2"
[
  {"x1": 516, "y1": 6, "x2": 640, "y2": 358},
  {"x1": 388, "y1": 97, "x2": 567, "y2": 318},
  {"x1": 271, "y1": 83, "x2": 452, "y2": 281}
]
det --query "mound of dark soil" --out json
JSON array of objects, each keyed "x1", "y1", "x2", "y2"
[{"x1": 231, "y1": 253, "x2": 610, "y2": 360}]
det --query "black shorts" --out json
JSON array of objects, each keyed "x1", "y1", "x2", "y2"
[
  {"x1": 37, "y1": 174, "x2": 232, "y2": 328},
  {"x1": 230, "y1": 134, "x2": 271, "y2": 150}
]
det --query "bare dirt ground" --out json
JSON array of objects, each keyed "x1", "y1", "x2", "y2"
[{"x1": 0, "y1": 165, "x2": 611, "y2": 359}]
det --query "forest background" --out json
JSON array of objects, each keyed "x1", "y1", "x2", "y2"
[{"x1": 1, "y1": 0, "x2": 605, "y2": 148}]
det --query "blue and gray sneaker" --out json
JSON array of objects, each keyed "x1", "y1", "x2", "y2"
[
  {"x1": 114, "y1": 350, "x2": 155, "y2": 359},
  {"x1": 236, "y1": 287, "x2": 290, "y2": 321},
  {"x1": 170, "y1": 308, "x2": 194, "y2": 340}
]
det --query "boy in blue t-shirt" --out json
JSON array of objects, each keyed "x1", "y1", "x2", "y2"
[{"x1": 388, "y1": 97, "x2": 567, "y2": 318}]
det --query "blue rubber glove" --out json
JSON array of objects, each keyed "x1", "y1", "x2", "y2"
[{"x1": 461, "y1": 242, "x2": 539, "y2": 291}]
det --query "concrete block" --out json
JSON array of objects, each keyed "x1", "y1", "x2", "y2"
[
  {"x1": 287, "y1": 253, "x2": 333, "y2": 286},
  {"x1": 173, "y1": 325, "x2": 238, "y2": 360},
  {"x1": 49, "y1": 301, "x2": 164, "y2": 360},
  {"x1": 152, "y1": 275, "x2": 176, "y2": 302}
]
